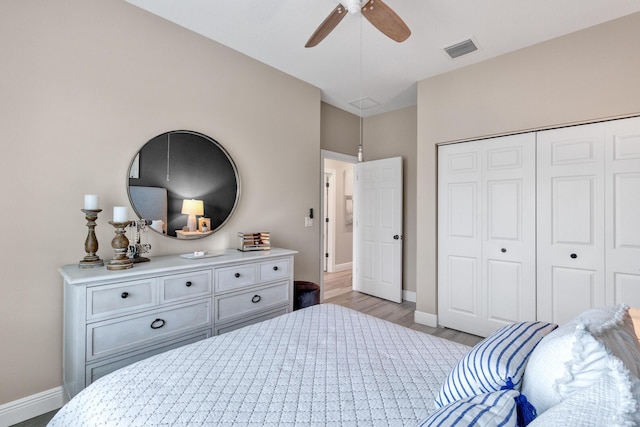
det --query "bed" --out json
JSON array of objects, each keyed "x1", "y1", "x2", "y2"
[{"x1": 49, "y1": 303, "x2": 640, "y2": 426}]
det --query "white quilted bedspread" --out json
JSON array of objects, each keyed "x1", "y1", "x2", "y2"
[{"x1": 49, "y1": 304, "x2": 470, "y2": 426}]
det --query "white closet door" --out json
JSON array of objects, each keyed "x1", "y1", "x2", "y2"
[
  {"x1": 483, "y1": 135, "x2": 537, "y2": 332},
  {"x1": 536, "y1": 123, "x2": 606, "y2": 325},
  {"x1": 438, "y1": 143, "x2": 483, "y2": 334},
  {"x1": 605, "y1": 117, "x2": 640, "y2": 307},
  {"x1": 438, "y1": 133, "x2": 536, "y2": 337}
]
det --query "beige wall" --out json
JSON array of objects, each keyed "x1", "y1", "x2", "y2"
[
  {"x1": 320, "y1": 102, "x2": 361, "y2": 155},
  {"x1": 416, "y1": 12, "x2": 640, "y2": 315},
  {"x1": 0, "y1": 0, "x2": 321, "y2": 405}
]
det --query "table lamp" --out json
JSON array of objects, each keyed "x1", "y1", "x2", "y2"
[{"x1": 181, "y1": 199, "x2": 204, "y2": 232}]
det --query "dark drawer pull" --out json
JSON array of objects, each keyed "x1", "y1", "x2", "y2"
[
  {"x1": 273, "y1": 266, "x2": 279, "y2": 271},
  {"x1": 121, "y1": 292, "x2": 129, "y2": 299},
  {"x1": 185, "y1": 281, "x2": 192, "y2": 287},
  {"x1": 501, "y1": 248, "x2": 507, "y2": 253},
  {"x1": 251, "y1": 295, "x2": 261, "y2": 303},
  {"x1": 570, "y1": 253, "x2": 577, "y2": 259},
  {"x1": 150, "y1": 318, "x2": 165, "y2": 329},
  {"x1": 235, "y1": 273, "x2": 240, "y2": 278}
]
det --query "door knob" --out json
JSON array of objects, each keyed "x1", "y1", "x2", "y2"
[{"x1": 393, "y1": 235, "x2": 400, "y2": 240}]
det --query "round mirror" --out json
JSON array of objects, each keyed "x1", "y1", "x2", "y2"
[{"x1": 127, "y1": 130, "x2": 240, "y2": 239}]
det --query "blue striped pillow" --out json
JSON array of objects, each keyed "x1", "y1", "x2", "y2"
[
  {"x1": 419, "y1": 390, "x2": 519, "y2": 427},
  {"x1": 436, "y1": 321, "x2": 557, "y2": 408}
]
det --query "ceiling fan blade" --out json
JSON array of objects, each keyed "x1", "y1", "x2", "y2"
[
  {"x1": 361, "y1": 0, "x2": 411, "y2": 43},
  {"x1": 305, "y1": 4, "x2": 348, "y2": 48}
]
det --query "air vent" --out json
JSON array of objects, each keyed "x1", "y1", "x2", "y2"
[
  {"x1": 444, "y1": 39, "x2": 478, "y2": 59},
  {"x1": 349, "y1": 97, "x2": 380, "y2": 110}
]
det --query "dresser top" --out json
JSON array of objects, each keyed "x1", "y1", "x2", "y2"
[{"x1": 60, "y1": 248, "x2": 297, "y2": 285}]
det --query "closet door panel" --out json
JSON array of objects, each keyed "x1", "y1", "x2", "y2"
[
  {"x1": 438, "y1": 144, "x2": 483, "y2": 333},
  {"x1": 552, "y1": 176, "x2": 596, "y2": 245},
  {"x1": 537, "y1": 124, "x2": 606, "y2": 324},
  {"x1": 446, "y1": 256, "x2": 477, "y2": 315},
  {"x1": 606, "y1": 117, "x2": 640, "y2": 307},
  {"x1": 614, "y1": 273, "x2": 640, "y2": 307},
  {"x1": 483, "y1": 135, "x2": 536, "y2": 333},
  {"x1": 487, "y1": 259, "x2": 522, "y2": 323},
  {"x1": 439, "y1": 133, "x2": 535, "y2": 337},
  {"x1": 551, "y1": 267, "x2": 597, "y2": 325}
]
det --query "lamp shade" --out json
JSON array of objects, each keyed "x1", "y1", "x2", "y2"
[{"x1": 181, "y1": 199, "x2": 204, "y2": 216}]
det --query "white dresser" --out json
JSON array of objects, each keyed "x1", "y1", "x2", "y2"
[{"x1": 60, "y1": 248, "x2": 296, "y2": 399}]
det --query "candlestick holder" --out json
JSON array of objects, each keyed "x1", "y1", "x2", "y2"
[
  {"x1": 107, "y1": 221, "x2": 133, "y2": 271},
  {"x1": 79, "y1": 209, "x2": 104, "y2": 268}
]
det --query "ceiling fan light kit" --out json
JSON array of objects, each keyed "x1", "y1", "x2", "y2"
[{"x1": 305, "y1": 0, "x2": 411, "y2": 47}]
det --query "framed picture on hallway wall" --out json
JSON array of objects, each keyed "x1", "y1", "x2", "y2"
[{"x1": 345, "y1": 196, "x2": 353, "y2": 225}]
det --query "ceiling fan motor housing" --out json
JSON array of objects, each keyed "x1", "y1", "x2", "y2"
[{"x1": 345, "y1": 0, "x2": 364, "y2": 14}]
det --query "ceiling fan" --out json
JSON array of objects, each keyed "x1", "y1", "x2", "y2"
[{"x1": 305, "y1": 0, "x2": 411, "y2": 48}]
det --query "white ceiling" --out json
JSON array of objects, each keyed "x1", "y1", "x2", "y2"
[{"x1": 125, "y1": 0, "x2": 640, "y2": 117}]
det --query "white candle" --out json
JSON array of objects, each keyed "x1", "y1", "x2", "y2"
[
  {"x1": 113, "y1": 206, "x2": 128, "y2": 222},
  {"x1": 84, "y1": 194, "x2": 99, "y2": 210}
]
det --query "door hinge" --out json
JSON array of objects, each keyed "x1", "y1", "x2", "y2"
[{"x1": 325, "y1": 253, "x2": 329, "y2": 258}]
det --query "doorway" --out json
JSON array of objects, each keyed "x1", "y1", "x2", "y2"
[{"x1": 320, "y1": 150, "x2": 357, "y2": 301}]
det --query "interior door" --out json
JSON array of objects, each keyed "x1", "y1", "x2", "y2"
[
  {"x1": 354, "y1": 157, "x2": 403, "y2": 303},
  {"x1": 536, "y1": 123, "x2": 606, "y2": 325}
]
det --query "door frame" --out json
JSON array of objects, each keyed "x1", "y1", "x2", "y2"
[
  {"x1": 320, "y1": 150, "x2": 358, "y2": 302},
  {"x1": 323, "y1": 168, "x2": 337, "y2": 274}
]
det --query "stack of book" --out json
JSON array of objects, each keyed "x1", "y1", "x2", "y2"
[{"x1": 237, "y1": 232, "x2": 270, "y2": 251}]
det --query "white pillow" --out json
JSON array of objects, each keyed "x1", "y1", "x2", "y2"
[
  {"x1": 527, "y1": 356, "x2": 640, "y2": 427},
  {"x1": 581, "y1": 304, "x2": 640, "y2": 377},
  {"x1": 419, "y1": 390, "x2": 518, "y2": 427},
  {"x1": 522, "y1": 304, "x2": 640, "y2": 415},
  {"x1": 436, "y1": 321, "x2": 557, "y2": 408}
]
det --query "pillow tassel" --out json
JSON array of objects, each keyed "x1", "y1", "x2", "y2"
[
  {"x1": 514, "y1": 393, "x2": 537, "y2": 427},
  {"x1": 500, "y1": 377, "x2": 515, "y2": 390}
]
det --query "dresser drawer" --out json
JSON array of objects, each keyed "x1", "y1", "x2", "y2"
[
  {"x1": 161, "y1": 270, "x2": 212, "y2": 303},
  {"x1": 87, "y1": 279, "x2": 156, "y2": 320},
  {"x1": 259, "y1": 258, "x2": 291, "y2": 282},
  {"x1": 215, "y1": 264, "x2": 258, "y2": 292},
  {"x1": 86, "y1": 330, "x2": 211, "y2": 385},
  {"x1": 214, "y1": 307, "x2": 288, "y2": 335},
  {"x1": 215, "y1": 281, "x2": 290, "y2": 323},
  {"x1": 87, "y1": 300, "x2": 211, "y2": 361}
]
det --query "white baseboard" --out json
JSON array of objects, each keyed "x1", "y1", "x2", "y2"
[
  {"x1": 402, "y1": 290, "x2": 416, "y2": 303},
  {"x1": 414, "y1": 310, "x2": 438, "y2": 328},
  {"x1": 0, "y1": 386, "x2": 64, "y2": 427},
  {"x1": 333, "y1": 262, "x2": 352, "y2": 273}
]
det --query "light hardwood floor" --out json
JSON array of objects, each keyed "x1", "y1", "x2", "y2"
[{"x1": 324, "y1": 270, "x2": 483, "y2": 347}]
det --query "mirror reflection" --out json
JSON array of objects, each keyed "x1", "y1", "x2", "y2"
[{"x1": 128, "y1": 130, "x2": 240, "y2": 239}]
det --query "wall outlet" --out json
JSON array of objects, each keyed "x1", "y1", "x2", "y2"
[{"x1": 305, "y1": 217, "x2": 313, "y2": 227}]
